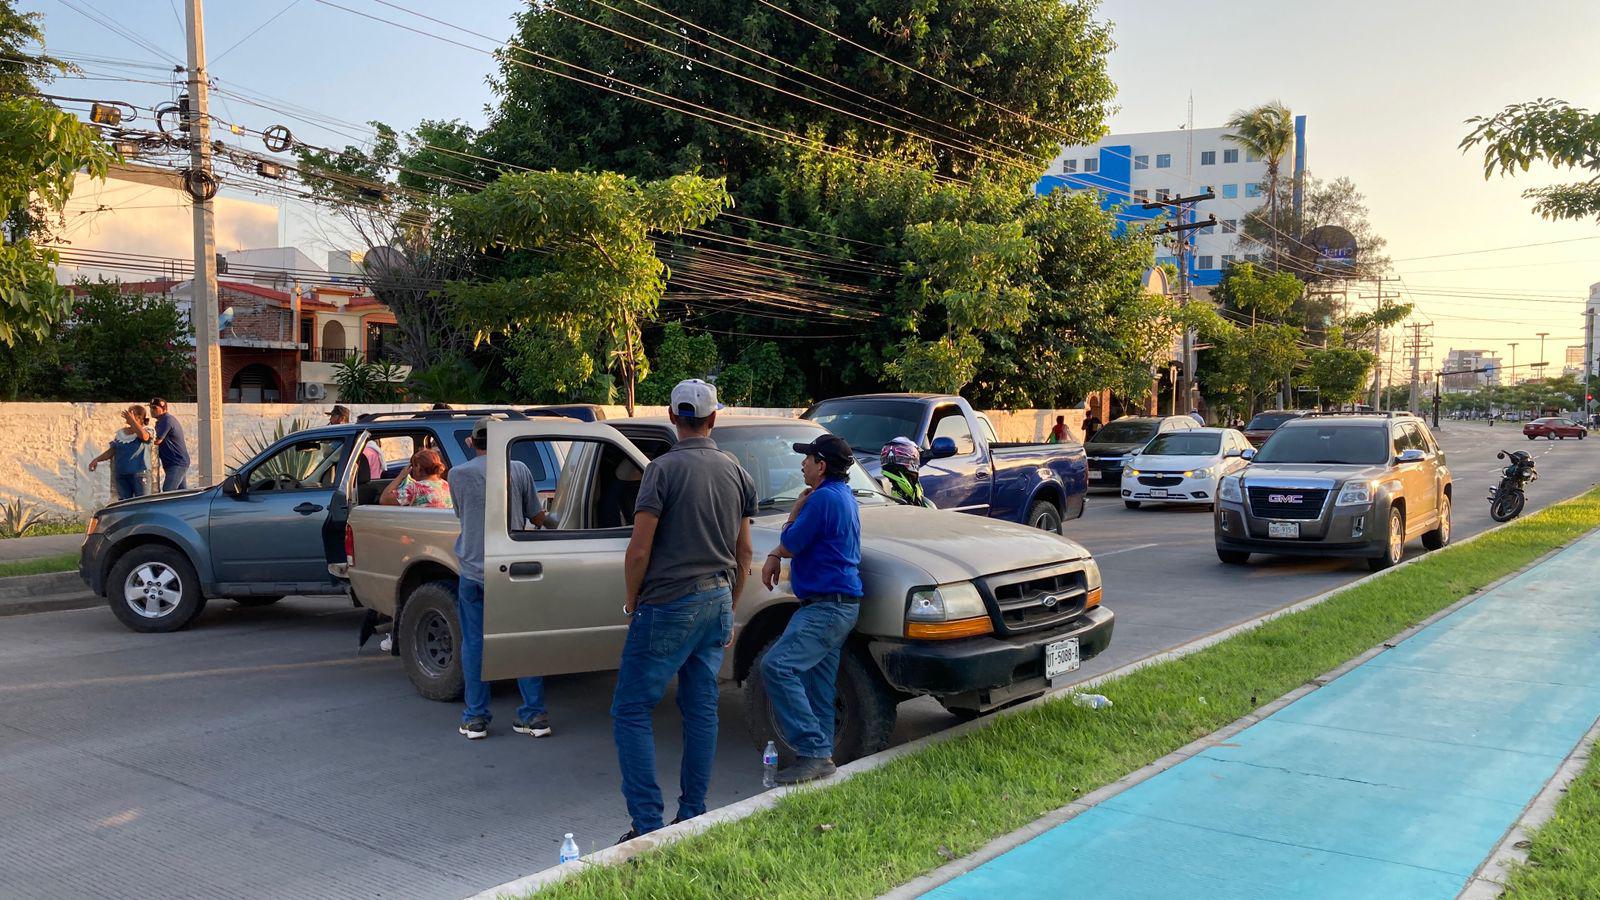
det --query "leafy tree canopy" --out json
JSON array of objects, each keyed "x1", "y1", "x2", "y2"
[{"x1": 1462, "y1": 98, "x2": 1600, "y2": 222}]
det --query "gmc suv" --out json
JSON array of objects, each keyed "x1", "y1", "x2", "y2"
[{"x1": 1214, "y1": 412, "x2": 1453, "y2": 571}]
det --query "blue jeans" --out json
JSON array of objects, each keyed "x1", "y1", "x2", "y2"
[
  {"x1": 761, "y1": 598, "x2": 860, "y2": 759},
  {"x1": 161, "y1": 466, "x2": 189, "y2": 492},
  {"x1": 113, "y1": 472, "x2": 148, "y2": 500},
  {"x1": 610, "y1": 584, "x2": 733, "y2": 835},
  {"x1": 456, "y1": 578, "x2": 545, "y2": 724}
]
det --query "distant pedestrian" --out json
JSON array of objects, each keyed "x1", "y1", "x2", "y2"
[
  {"x1": 448, "y1": 417, "x2": 552, "y2": 741},
  {"x1": 381, "y1": 447, "x2": 453, "y2": 508},
  {"x1": 148, "y1": 397, "x2": 190, "y2": 491},
  {"x1": 327, "y1": 405, "x2": 351, "y2": 426},
  {"x1": 1083, "y1": 413, "x2": 1103, "y2": 440},
  {"x1": 1189, "y1": 408, "x2": 1205, "y2": 426},
  {"x1": 614, "y1": 379, "x2": 755, "y2": 841},
  {"x1": 759, "y1": 432, "x2": 863, "y2": 785},
  {"x1": 87, "y1": 405, "x2": 153, "y2": 500}
]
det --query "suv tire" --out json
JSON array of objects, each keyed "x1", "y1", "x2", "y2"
[
  {"x1": 743, "y1": 637, "x2": 897, "y2": 765},
  {"x1": 1368, "y1": 506, "x2": 1406, "y2": 572},
  {"x1": 1216, "y1": 548, "x2": 1250, "y2": 565},
  {"x1": 107, "y1": 544, "x2": 207, "y2": 632},
  {"x1": 399, "y1": 580, "x2": 465, "y2": 702},
  {"x1": 1422, "y1": 495, "x2": 1452, "y2": 550}
]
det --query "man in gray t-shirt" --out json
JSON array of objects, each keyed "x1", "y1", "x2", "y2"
[
  {"x1": 446, "y1": 418, "x2": 551, "y2": 741},
  {"x1": 611, "y1": 379, "x2": 754, "y2": 841}
]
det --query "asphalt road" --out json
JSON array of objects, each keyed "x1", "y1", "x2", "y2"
[{"x1": 1, "y1": 423, "x2": 1594, "y2": 900}]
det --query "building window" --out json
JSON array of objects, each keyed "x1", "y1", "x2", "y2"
[
  {"x1": 1221, "y1": 218, "x2": 1238, "y2": 234},
  {"x1": 299, "y1": 316, "x2": 314, "y2": 362},
  {"x1": 1200, "y1": 150, "x2": 1216, "y2": 166},
  {"x1": 1083, "y1": 157, "x2": 1098, "y2": 173},
  {"x1": 1201, "y1": 221, "x2": 1216, "y2": 235},
  {"x1": 1246, "y1": 149, "x2": 1262, "y2": 162},
  {"x1": 1223, "y1": 148, "x2": 1239, "y2": 164},
  {"x1": 1155, "y1": 153, "x2": 1172, "y2": 168},
  {"x1": 1221, "y1": 183, "x2": 1238, "y2": 199},
  {"x1": 1245, "y1": 253, "x2": 1261, "y2": 263},
  {"x1": 1134, "y1": 154, "x2": 1149, "y2": 170},
  {"x1": 1061, "y1": 159, "x2": 1077, "y2": 173},
  {"x1": 366, "y1": 321, "x2": 401, "y2": 363},
  {"x1": 1222, "y1": 254, "x2": 1236, "y2": 266},
  {"x1": 1155, "y1": 188, "x2": 1171, "y2": 201},
  {"x1": 1245, "y1": 182, "x2": 1264, "y2": 198},
  {"x1": 1198, "y1": 255, "x2": 1215, "y2": 270},
  {"x1": 1132, "y1": 189, "x2": 1148, "y2": 202}
]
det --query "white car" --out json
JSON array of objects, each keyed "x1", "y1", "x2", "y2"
[{"x1": 1121, "y1": 427, "x2": 1253, "y2": 509}]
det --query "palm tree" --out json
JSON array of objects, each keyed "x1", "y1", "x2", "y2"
[{"x1": 1224, "y1": 101, "x2": 1296, "y2": 270}]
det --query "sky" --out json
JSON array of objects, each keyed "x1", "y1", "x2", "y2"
[{"x1": 28, "y1": 0, "x2": 1600, "y2": 379}]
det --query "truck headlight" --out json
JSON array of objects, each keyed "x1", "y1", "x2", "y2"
[
  {"x1": 1219, "y1": 475, "x2": 1243, "y2": 503},
  {"x1": 1083, "y1": 559, "x2": 1103, "y2": 608},
  {"x1": 1336, "y1": 481, "x2": 1373, "y2": 507},
  {"x1": 905, "y1": 583, "x2": 992, "y2": 639}
]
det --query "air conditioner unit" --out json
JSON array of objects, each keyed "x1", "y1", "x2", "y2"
[{"x1": 303, "y1": 382, "x2": 327, "y2": 401}]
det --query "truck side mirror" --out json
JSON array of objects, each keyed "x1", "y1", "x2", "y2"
[{"x1": 922, "y1": 436, "x2": 958, "y2": 462}]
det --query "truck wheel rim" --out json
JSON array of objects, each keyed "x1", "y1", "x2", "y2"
[
  {"x1": 124, "y1": 563, "x2": 182, "y2": 619},
  {"x1": 419, "y1": 610, "x2": 454, "y2": 675},
  {"x1": 1388, "y1": 511, "x2": 1404, "y2": 562},
  {"x1": 1031, "y1": 506, "x2": 1061, "y2": 532}
]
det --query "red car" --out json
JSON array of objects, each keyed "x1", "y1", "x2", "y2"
[
  {"x1": 1241, "y1": 410, "x2": 1309, "y2": 447},
  {"x1": 1523, "y1": 417, "x2": 1587, "y2": 440}
]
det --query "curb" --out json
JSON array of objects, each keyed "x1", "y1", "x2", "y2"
[
  {"x1": 470, "y1": 505, "x2": 1563, "y2": 900},
  {"x1": 0, "y1": 571, "x2": 96, "y2": 617}
]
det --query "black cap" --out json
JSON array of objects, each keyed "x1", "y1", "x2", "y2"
[{"x1": 792, "y1": 433, "x2": 854, "y2": 473}]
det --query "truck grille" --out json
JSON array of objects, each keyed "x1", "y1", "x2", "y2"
[
  {"x1": 1138, "y1": 474, "x2": 1183, "y2": 487},
  {"x1": 1247, "y1": 487, "x2": 1328, "y2": 520},
  {"x1": 981, "y1": 568, "x2": 1088, "y2": 634}
]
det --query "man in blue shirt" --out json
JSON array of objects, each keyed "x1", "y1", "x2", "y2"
[
  {"x1": 759, "y1": 432, "x2": 862, "y2": 784},
  {"x1": 148, "y1": 398, "x2": 190, "y2": 491}
]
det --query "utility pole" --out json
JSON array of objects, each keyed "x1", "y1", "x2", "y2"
[
  {"x1": 1145, "y1": 190, "x2": 1215, "y2": 417},
  {"x1": 1507, "y1": 343, "x2": 1518, "y2": 388},
  {"x1": 1536, "y1": 332, "x2": 1549, "y2": 374},
  {"x1": 185, "y1": 0, "x2": 223, "y2": 485},
  {"x1": 1406, "y1": 322, "x2": 1430, "y2": 415},
  {"x1": 1584, "y1": 308, "x2": 1596, "y2": 422}
]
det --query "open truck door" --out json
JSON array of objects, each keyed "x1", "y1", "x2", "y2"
[{"x1": 481, "y1": 418, "x2": 650, "y2": 680}]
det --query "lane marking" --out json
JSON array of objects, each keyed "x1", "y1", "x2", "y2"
[{"x1": 1093, "y1": 542, "x2": 1161, "y2": 558}]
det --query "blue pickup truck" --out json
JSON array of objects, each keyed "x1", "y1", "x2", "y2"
[{"x1": 803, "y1": 394, "x2": 1087, "y2": 532}]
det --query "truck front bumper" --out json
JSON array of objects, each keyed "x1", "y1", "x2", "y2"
[{"x1": 870, "y1": 605, "x2": 1114, "y2": 698}]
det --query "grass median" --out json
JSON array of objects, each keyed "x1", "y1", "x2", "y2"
[
  {"x1": 0, "y1": 553, "x2": 78, "y2": 578},
  {"x1": 535, "y1": 486, "x2": 1600, "y2": 900},
  {"x1": 1502, "y1": 750, "x2": 1600, "y2": 899}
]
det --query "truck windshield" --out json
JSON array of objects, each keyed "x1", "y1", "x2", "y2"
[
  {"x1": 713, "y1": 424, "x2": 888, "y2": 513},
  {"x1": 1141, "y1": 433, "x2": 1221, "y2": 456},
  {"x1": 1089, "y1": 421, "x2": 1157, "y2": 444},
  {"x1": 805, "y1": 399, "x2": 923, "y2": 455},
  {"x1": 1254, "y1": 426, "x2": 1389, "y2": 465}
]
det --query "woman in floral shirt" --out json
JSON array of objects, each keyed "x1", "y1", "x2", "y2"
[{"x1": 379, "y1": 447, "x2": 453, "y2": 508}]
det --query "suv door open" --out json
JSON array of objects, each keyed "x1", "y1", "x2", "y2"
[{"x1": 481, "y1": 419, "x2": 650, "y2": 680}]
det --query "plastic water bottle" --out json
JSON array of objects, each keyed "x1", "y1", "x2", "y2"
[
  {"x1": 762, "y1": 741, "x2": 779, "y2": 788},
  {"x1": 559, "y1": 833, "x2": 579, "y2": 864},
  {"x1": 1072, "y1": 693, "x2": 1113, "y2": 710}
]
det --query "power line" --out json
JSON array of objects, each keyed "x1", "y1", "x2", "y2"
[
  {"x1": 211, "y1": 0, "x2": 304, "y2": 65},
  {"x1": 1390, "y1": 236, "x2": 1600, "y2": 263}
]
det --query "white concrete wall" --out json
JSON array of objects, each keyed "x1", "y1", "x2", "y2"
[{"x1": 0, "y1": 403, "x2": 1086, "y2": 520}]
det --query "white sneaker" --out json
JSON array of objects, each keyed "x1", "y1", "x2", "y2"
[{"x1": 379, "y1": 635, "x2": 393, "y2": 653}]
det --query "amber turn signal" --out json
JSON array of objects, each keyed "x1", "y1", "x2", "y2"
[
  {"x1": 1086, "y1": 587, "x2": 1102, "y2": 609},
  {"x1": 906, "y1": 616, "x2": 993, "y2": 640}
]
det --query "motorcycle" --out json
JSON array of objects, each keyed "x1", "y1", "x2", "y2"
[{"x1": 1488, "y1": 449, "x2": 1537, "y2": 522}]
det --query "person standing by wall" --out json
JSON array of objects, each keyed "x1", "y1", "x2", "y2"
[
  {"x1": 614, "y1": 379, "x2": 755, "y2": 842},
  {"x1": 87, "y1": 405, "x2": 153, "y2": 500},
  {"x1": 1048, "y1": 415, "x2": 1069, "y2": 443},
  {"x1": 148, "y1": 398, "x2": 190, "y2": 491},
  {"x1": 759, "y1": 432, "x2": 863, "y2": 785},
  {"x1": 327, "y1": 405, "x2": 351, "y2": 426},
  {"x1": 447, "y1": 418, "x2": 551, "y2": 741}
]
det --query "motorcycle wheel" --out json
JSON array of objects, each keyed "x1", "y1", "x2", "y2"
[{"x1": 1490, "y1": 488, "x2": 1525, "y2": 522}]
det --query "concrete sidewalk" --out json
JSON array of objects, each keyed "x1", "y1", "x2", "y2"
[
  {"x1": 0, "y1": 532, "x2": 84, "y2": 562},
  {"x1": 923, "y1": 530, "x2": 1600, "y2": 900}
]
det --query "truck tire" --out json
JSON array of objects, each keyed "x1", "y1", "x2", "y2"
[
  {"x1": 107, "y1": 544, "x2": 207, "y2": 632},
  {"x1": 1367, "y1": 506, "x2": 1405, "y2": 572},
  {"x1": 231, "y1": 596, "x2": 283, "y2": 607},
  {"x1": 743, "y1": 638, "x2": 897, "y2": 765},
  {"x1": 1026, "y1": 499, "x2": 1063, "y2": 534},
  {"x1": 398, "y1": 580, "x2": 464, "y2": 702}
]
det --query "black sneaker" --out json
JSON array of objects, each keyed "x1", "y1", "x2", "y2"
[
  {"x1": 775, "y1": 756, "x2": 836, "y2": 784},
  {"x1": 458, "y1": 718, "x2": 488, "y2": 740},
  {"x1": 616, "y1": 829, "x2": 640, "y2": 845},
  {"x1": 512, "y1": 714, "x2": 552, "y2": 738}
]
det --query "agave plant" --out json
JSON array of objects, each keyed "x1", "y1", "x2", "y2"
[
  {"x1": 229, "y1": 417, "x2": 316, "y2": 475},
  {"x1": 1, "y1": 498, "x2": 47, "y2": 539}
]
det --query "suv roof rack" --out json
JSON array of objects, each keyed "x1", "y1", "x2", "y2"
[
  {"x1": 355, "y1": 408, "x2": 530, "y2": 423},
  {"x1": 1301, "y1": 410, "x2": 1418, "y2": 419}
]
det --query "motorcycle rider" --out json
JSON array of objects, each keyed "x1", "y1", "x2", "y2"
[{"x1": 879, "y1": 437, "x2": 935, "y2": 508}]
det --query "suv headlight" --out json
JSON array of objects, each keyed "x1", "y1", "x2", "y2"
[
  {"x1": 1336, "y1": 481, "x2": 1373, "y2": 507},
  {"x1": 1219, "y1": 475, "x2": 1243, "y2": 503},
  {"x1": 906, "y1": 583, "x2": 992, "y2": 639},
  {"x1": 1186, "y1": 467, "x2": 1214, "y2": 480}
]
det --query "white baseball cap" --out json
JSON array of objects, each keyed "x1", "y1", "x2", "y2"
[{"x1": 670, "y1": 378, "x2": 721, "y2": 418}]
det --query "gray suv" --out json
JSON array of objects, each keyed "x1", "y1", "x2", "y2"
[{"x1": 1213, "y1": 413, "x2": 1453, "y2": 571}]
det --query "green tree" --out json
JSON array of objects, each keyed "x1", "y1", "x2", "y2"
[
  {"x1": 1192, "y1": 306, "x2": 1304, "y2": 416},
  {"x1": 637, "y1": 322, "x2": 720, "y2": 404},
  {"x1": 447, "y1": 169, "x2": 733, "y2": 413},
  {"x1": 1212, "y1": 261, "x2": 1302, "y2": 326},
  {"x1": 1303, "y1": 342, "x2": 1378, "y2": 407},
  {"x1": 1462, "y1": 98, "x2": 1600, "y2": 222},
  {"x1": 0, "y1": 1, "x2": 67, "y2": 95},
  {"x1": 1224, "y1": 101, "x2": 1296, "y2": 266},
  {"x1": 55, "y1": 281, "x2": 192, "y2": 401},
  {"x1": 1244, "y1": 172, "x2": 1391, "y2": 279}
]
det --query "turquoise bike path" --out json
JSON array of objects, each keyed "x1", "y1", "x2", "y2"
[{"x1": 926, "y1": 531, "x2": 1600, "y2": 900}]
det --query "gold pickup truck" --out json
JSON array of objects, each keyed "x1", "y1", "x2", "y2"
[{"x1": 342, "y1": 415, "x2": 1114, "y2": 761}]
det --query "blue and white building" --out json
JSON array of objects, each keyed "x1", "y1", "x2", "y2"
[{"x1": 1036, "y1": 119, "x2": 1309, "y2": 287}]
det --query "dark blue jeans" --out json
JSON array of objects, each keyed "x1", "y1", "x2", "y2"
[
  {"x1": 113, "y1": 472, "x2": 148, "y2": 500},
  {"x1": 761, "y1": 598, "x2": 859, "y2": 759},
  {"x1": 610, "y1": 584, "x2": 733, "y2": 835},
  {"x1": 160, "y1": 466, "x2": 188, "y2": 492},
  {"x1": 456, "y1": 578, "x2": 545, "y2": 724}
]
